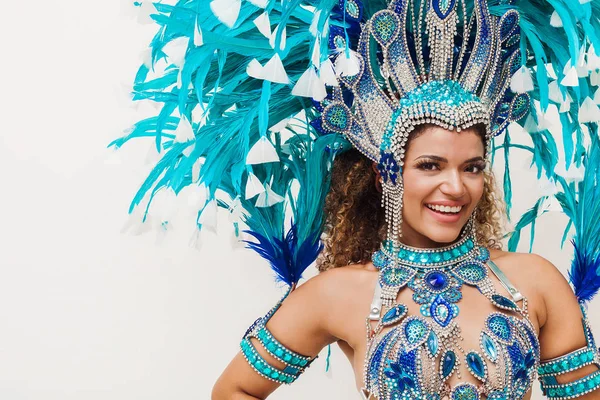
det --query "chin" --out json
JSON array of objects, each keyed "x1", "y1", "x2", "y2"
[{"x1": 422, "y1": 227, "x2": 465, "y2": 245}]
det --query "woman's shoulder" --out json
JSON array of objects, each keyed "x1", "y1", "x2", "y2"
[
  {"x1": 488, "y1": 248, "x2": 565, "y2": 284},
  {"x1": 296, "y1": 263, "x2": 378, "y2": 303}
]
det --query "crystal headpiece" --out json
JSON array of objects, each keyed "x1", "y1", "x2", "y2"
[
  {"x1": 319, "y1": 0, "x2": 529, "y2": 171},
  {"x1": 317, "y1": 0, "x2": 530, "y2": 252}
]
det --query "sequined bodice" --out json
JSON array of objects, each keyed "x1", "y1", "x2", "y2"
[{"x1": 362, "y1": 240, "x2": 541, "y2": 399}]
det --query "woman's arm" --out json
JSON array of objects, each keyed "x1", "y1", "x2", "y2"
[
  {"x1": 535, "y1": 255, "x2": 600, "y2": 399},
  {"x1": 211, "y1": 272, "x2": 339, "y2": 399}
]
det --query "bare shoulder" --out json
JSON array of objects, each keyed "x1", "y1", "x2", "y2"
[{"x1": 294, "y1": 264, "x2": 378, "y2": 307}]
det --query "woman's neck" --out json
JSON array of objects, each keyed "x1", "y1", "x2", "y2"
[{"x1": 396, "y1": 224, "x2": 467, "y2": 249}]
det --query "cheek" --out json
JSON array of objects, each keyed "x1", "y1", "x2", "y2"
[
  {"x1": 466, "y1": 177, "x2": 485, "y2": 206},
  {"x1": 401, "y1": 172, "x2": 434, "y2": 208}
]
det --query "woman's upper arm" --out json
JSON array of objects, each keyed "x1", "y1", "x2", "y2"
[
  {"x1": 536, "y1": 255, "x2": 600, "y2": 392},
  {"x1": 212, "y1": 272, "x2": 338, "y2": 399}
]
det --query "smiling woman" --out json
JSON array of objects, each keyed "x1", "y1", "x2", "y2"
[{"x1": 113, "y1": 0, "x2": 600, "y2": 399}]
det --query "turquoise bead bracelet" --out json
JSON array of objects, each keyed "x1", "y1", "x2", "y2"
[
  {"x1": 540, "y1": 369, "x2": 600, "y2": 399},
  {"x1": 240, "y1": 338, "x2": 298, "y2": 384},
  {"x1": 254, "y1": 326, "x2": 312, "y2": 369},
  {"x1": 538, "y1": 347, "x2": 597, "y2": 377}
]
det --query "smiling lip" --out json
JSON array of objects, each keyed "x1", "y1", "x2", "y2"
[{"x1": 424, "y1": 203, "x2": 465, "y2": 223}]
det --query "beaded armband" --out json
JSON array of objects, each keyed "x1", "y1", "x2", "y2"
[
  {"x1": 240, "y1": 322, "x2": 314, "y2": 384},
  {"x1": 538, "y1": 304, "x2": 600, "y2": 399},
  {"x1": 240, "y1": 289, "x2": 315, "y2": 385}
]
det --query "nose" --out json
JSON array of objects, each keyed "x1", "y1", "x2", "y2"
[{"x1": 440, "y1": 169, "x2": 467, "y2": 198}]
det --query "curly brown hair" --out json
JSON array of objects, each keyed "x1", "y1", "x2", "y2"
[{"x1": 316, "y1": 125, "x2": 506, "y2": 272}]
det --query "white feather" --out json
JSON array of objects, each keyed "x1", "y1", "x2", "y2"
[
  {"x1": 246, "y1": 136, "x2": 280, "y2": 164},
  {"x1": 162, "y1": 37, "x2": 189, "y2": 67},
  {"x1": 262, "y1": 54, "x2": 289, "y2": 84},
  {"x1": 591, "y1": 70, "x2": 600, "y2": 86},
  {"x1": 548, "y1": 80, "x2": 566, "y2": 104},
  {"x1": 594, "y1": 87, "x2": 600, "y2": 104},
  {"x1": 550, "y1": 11, "x2": 563, "y2": 28},
  {"x1": 188, "y1": 227, "x2": 203, "y2": 251},
  {"x1": 187, "y1": 183, "x2": 208, "y2": 208},
  {"x1": 560, "y1": 96, "x2": 572, "y2": 113},
  {"x1": 311, "y1": 37, "x2": 321, "y2": 67},
  {"x1": 245, "y1": 172, "x2": 266, "y2": 199},
  {"x1": 194, "y1": 19, "x2": 204, "y2": 46},
  {"x1": 320, "y1": 59, "x2": 339, "y2": 86},
  {"x1": 555, "y1": 162, "x2": 585, "y2": 183},
  {"x1": 137, "y1": 1, "x2": 156, "y2": 25},
  {"x1": 587, "y1": 45, "x2": 600, "y2": 71},
  {"x1": 580, "y1": 0, "x2": 591, "y2": 4},
  {"x1": 228, "y1": 197, "x2": 243, "y2": 222},
  {"x1": 191, "y1": 158, "x2": 203, "y2": 183},
  {"x1": 309, "y1": 10, "x2": 322, "y2": 37},
  {"x1": 537, "y1": 175, "x2": 558, "y2": 197},
  {"x1": 269, "y1": 25, "x2": 287, "y2": 51},
  {"x1": 210, "y1": 0, "x2": 241, "y2": 28},
  {"x1": 577, "y1": 46, "x2": 589, "y2": 77},
  {"x1": 182, "y1": 142, "x2": 195, "y2": 157},
  {"x1": 579, "y1": 97, "x2": 600, "y2": 123},
  {"x1": 545, "y1": 63, "x2": 558, "y2": 80},
  {"x1": 334, "y1": 50, "x2": 361, "y2": 77},
  {"x1": 523, "y1": 114, "x2": 539, "y2": 133},
  {"x1": 199, "y1": 199, "x2": 218, "y2": 233},
  {"x1": 253, "y1": 11, "x2": 272, "y2": 39},
  {"x1": 174, "y1": 116, "x2": 195, "y2": 143},
  {"x1": 292, "y1": 67, "x2": 327, "y2": 101},
  {"x1": 561, "y1": 64, "x2": 579, "y2": 87},
  {"x1": 510, "y1": 65, "x2": 534, "y2": 93},
  {"x1": 269, "y1": 118, "x2": 291, "y2": 132},
  {"x1": 152, "y1": 188, "x2": 178, "y2": 222},
  {"x1": 255, "y1": 184, "x2": 284, "y2": 207},
  {"x1": 248, "y1": 0, "x2": 268, "y2": 7},
  {"x1": 246, "y1": 58, "x2": 266, "y2": 80}
]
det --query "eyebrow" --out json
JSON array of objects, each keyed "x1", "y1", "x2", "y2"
[{"x1": 415, "y1": 155, "x2": 485, "y2": 163}]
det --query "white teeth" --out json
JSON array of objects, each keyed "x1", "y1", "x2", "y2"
[{"x1": 426, "y1": 204, "x2": 463, "y2": 213}]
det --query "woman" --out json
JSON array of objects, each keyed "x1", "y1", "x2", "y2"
[
  {"x1": 212, "y1": 125, "x2": 598, "y2": 399},
  {"x1": 114, "y1": 0, "x2": 600, "y2": 398}
]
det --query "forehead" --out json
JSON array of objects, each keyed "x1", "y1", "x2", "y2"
[{"x1": 406, "y1": 126, "x2": 485, "y2": 159}]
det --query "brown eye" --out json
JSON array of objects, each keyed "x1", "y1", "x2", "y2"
[
  {"x1": 466, "y1": 163, "x2": 485, "y2": 174},
  {"x1": 416, "y1": 161, "x2": 439, "y2": 171}
]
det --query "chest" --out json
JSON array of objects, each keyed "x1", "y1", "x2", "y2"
[{"x1": 361, "y1": 246, "x2": 541, "y2": 399}]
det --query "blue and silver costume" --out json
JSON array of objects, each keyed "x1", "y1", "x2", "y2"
[{"x1": 115, "y1": 0, "x2": 600, "y2": 398}]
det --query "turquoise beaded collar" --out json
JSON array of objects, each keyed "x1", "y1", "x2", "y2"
[{"x1": 374, "y1": 233, "x2": 479, "y2": 269}]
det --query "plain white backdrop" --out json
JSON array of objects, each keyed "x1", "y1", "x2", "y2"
[{"x1": 0, "y1": 1, "x2": 598, "y2": 399}]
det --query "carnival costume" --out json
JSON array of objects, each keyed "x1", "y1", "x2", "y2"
[{"x1": 112, "y1": 0, "x2": 600, "y2": 398}]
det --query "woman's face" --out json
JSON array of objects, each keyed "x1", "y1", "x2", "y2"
[{"x1": 397, "y1": 125, "x2": 486, "y2": 247}]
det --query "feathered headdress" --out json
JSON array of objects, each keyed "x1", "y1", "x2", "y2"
[{"x1": 112, "y1": 0, "x2": 600, "y2": 305}]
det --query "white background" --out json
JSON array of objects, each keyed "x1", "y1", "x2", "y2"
[{"x1": 0, "y1": 1, "x2": 598, "y2": 399}]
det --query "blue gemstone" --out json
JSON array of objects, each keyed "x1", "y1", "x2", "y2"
[
  {"x1": 441, "y1": 350, "x2": 456, "y2": 379},
  {"x1": 427, "y1": 272, "x2": 447, "y2": 289},
  {"x1": 430, "y1": 294, "x2": 454, "y2": 327},
  {"x1": 451, "y1": 383, "x2": 480, "y2": 399},
  {"x1": 466, "y1": 352, "x2": 486, "y2": 380},
  {"x1": 487, "y1": 314, "x2": 512, "y2": 342},
  {"x1": 492, "y1": 294, "x2": 518, "y2": 310},
  {"x1": 481, "y1": 333, "x2": 498, "y2": 362},
  {"x1": 427, "y1": 331, "x2": 439, "y2": 356},
  {"x1": 382, "y1": 304, "x2": 407, "y2": 326}
]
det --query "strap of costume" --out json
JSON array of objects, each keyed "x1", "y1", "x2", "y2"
[{"x1": 486, "y1": 260, "x2": 523, "y2": 302}]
